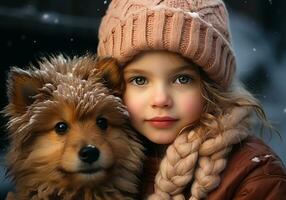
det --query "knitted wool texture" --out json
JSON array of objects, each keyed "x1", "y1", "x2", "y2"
[
  {"x1": 98, "y1": 0, "x2": 236, "y2": 88},
  {"x1": 148, "y1": 107, "x2": 250, "y2": 200}
]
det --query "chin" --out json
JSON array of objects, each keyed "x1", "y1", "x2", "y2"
[{"x1": 146, "y1": 133, "x2": 177, "y2": 144}]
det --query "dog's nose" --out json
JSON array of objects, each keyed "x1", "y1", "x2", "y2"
[{"x1": 79, "y1": 145, "x2": 100, "y2": 164}]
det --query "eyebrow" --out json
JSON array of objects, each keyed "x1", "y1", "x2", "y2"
[
  {"x1": 171, "y1": 65, "x2": 198, "y2": 74},
  {"x1": 123, "y1": 64, "x2": 198, "y2": 76},
  {"x1": 123, "y1": 68, "x2": 151, "y2": 76}
]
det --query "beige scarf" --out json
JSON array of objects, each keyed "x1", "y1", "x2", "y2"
[{"x1": 148, "y1": 107, "x2": 251, "y2": 200}]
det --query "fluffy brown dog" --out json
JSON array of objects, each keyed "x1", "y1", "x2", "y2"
[{"x1": 3, "y1": 55, "x2": 144, "y2": 200}]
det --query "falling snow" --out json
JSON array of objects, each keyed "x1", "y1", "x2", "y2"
[
  {"x1": 0, "y1": 0, "x2": 285, "y2": 192},
  {"x1": 229, "y1": 7, "x2": 286, "y2": 165},
  {"x1": 42, "y1": 13, "x2": 50, "y2": 20}
]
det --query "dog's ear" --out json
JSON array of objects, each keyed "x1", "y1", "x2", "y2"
[
  {"x1": 95, "y1": 57, "x2": 123, "y2": 95},
  {"x1": 6, "y1": 67, "x2": 43, "y2": 115}
]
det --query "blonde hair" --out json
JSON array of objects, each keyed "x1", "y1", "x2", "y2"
[{"x1": 198, "y1": 68, "x2": 276, "y2": 139}]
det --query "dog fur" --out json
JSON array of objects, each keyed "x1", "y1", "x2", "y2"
[{"x1": 3, "y1": 55, "x2": 144, "y2": 200}]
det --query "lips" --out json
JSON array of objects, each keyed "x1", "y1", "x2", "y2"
[{"x1": 146, "y1": 116, "x2": 178, "y2": 128}]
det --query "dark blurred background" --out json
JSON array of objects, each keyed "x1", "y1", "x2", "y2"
[{"x1": 0, "y1": 0, "x2": 286, "y2": 198}]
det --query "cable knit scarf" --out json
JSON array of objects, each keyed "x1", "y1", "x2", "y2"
[{"x1": 148, "y1": 107, "x2": 251, "y2": 200}]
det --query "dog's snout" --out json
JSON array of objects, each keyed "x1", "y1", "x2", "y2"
[{"x1": 79, "y1": 145, "x2": 100, "y2": 164}]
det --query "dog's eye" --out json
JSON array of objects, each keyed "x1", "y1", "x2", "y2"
[
  {"x1": 96, "y1": 117, "x2": 108, "y2": 130},
  {"x1": 55, "y1": 122, "x2": 69, "y2": 135}
]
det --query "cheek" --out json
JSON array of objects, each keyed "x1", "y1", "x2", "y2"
[
  {"x1": 123, "y1": 90, "x2": 144, "y2": 119},
  {"x1": 27, "y1": 133, "x2": 63, "y2": 162},
  {"x1": 179, "y1": 93, "x2": 204, "y2": 117}
]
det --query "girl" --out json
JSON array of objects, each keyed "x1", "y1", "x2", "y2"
[{"x1": 97, "y1": 0, "x2": 286, "y2": 199}]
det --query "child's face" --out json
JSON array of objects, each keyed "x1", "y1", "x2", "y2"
[{"x1": 123, "y1": 51, "x2": 204, "y2": 144}]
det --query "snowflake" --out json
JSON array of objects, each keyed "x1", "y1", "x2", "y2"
[
  {"x1": 251, "y1": 157, "x2": 260, "y2": 162},
  {"x1": 42, "y1": 13, "x2": 50, "y2": 20},
  {"x1": 188, "y1": 12, "x2": 199, "y2": 18}
]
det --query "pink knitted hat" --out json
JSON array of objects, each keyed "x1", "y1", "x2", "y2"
[{"x1": 97, "y1": 0, "x2": 236, "y2": 88}]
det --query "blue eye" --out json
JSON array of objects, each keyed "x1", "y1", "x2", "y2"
[
  {"x1": 174, "y1": 75, "x2": 193, "y2": 84},
  {"x1": 55, "y1": 122, "x2": 69, "y2": 135},
  {"x1": 130, "y1": 76, "x2": 147, "y2": 85}
]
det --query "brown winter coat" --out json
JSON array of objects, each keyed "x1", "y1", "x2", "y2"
[{"x1": 141, "y1": 136, "x2": 286, "y2": 199}]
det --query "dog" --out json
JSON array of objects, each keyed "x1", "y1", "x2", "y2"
[{"x1": 3, "y1": 55, "x2": 144, "y2": 200}]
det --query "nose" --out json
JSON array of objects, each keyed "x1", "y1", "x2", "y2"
[
  {"x1": 78, "y1": 145, "x2": 100, "y2": 164},
  {"x1": 151, "y1": 85, "x2": 172, "y2": 108}
]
